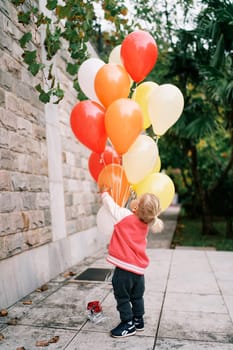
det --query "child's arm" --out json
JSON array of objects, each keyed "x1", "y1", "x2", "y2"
[{"x1": 101, "y1": 192, "x2": 131, "y2": 222}]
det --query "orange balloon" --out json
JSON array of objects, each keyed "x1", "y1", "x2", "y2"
[
  {"x1": 94, "y1": 63, "x2": 131, "y2": 108},
  {"x1": 105, "y1": 98, "x2": 143, "y2": 155},
  {"x1": 98, "y1": 164, "x2": 131, "y2": 207}
]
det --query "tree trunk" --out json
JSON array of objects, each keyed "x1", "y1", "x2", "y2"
[
  {"x1": 226, "y1": 216, "x2": 233, "y2": 239},
  {"x1": 190, "y1": 144, "x2": 215, "y2": 235}
]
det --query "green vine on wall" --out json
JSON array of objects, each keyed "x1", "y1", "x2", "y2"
[{"x1": 11, "y1": 0, "x2": 129, "y2": 103}]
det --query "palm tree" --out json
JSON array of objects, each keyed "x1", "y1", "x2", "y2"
[
  {"x1": 196, "y1": 0, "x2": 233, "y2": 236},
  {"x1": 157, "y1": 0, "x2": 233, "y2": 236}
]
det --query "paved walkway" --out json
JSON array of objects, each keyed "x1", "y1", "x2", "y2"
[{"x1": 0, "y1": 206, "x2": 233, "y2": 350}]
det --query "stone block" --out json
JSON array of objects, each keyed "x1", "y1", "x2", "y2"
[
  {"x1": 0, "y1": 231, "x2": 24, "y2": 259},
  {"x1": 1, "y1": 109, "x2": 17, "y2": 131},
  {"x1": 20, "y1": 192, "x2": 37, "y2": 211},
  {"x1": 24, "y1": 227, "x2": 51, "y2": 248},
  {"x1": 0, "y1": 69, "x2": 15, "y2": 91},
  {"x1": 0, "y1": 127, "x2": 9, "y2": 148},
  {"x1": 15, "y1": 153, "x2": 33, "y2": 173},
  {"x1": 0, "y1": 170, "x2": 12, "y2": 191},
  {"x1": 0, "y1": 52, "x2": 21, "y2": 78},
  {"x1": 0, "y1": 88, "x2": 5, "y2": 107},
  {"x1": 35, "y1": 192, "x2": 50, "y2": 209},
  {"x1": 0, "y1": 192, "x2": 19, "y2": 213},
  {"x1": 0, "y1": 149, "x2": 15, "y2": 170}
]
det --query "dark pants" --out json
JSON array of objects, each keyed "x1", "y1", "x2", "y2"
[{"x1": 112, "y1": 267, "x2": 145, "y2": 322}]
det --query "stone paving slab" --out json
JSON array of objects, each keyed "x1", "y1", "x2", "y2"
[
  {"x1": 1, "y1": 248, "x2": 233, "y2": 350},
  {"x1": 163, "y1": 293, "x2": 229, "y2": 313},
  {"x1": 0, "y1": 325, "x2": 76, "y2": 350},
  {"x1": 224, "y1": 296, "x2": 233, "y2": 323},
  {"x1": 158, "y1": 309, "x2": 233, "y2": 343},
  {"x1": 155, "y1": 338, "x2": 233, "y2": 349},
  {"x1": 65, "y1": 330, "x2": 155, "y2": 350},
  {"x1": 15, "y1": 282, "x2": 112, "y2": 330}
]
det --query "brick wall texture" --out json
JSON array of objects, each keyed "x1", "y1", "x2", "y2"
[{"x1": 0, "y1": 1, "x2": 98, "y2": 260}]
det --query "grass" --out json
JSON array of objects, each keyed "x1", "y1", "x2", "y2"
[{"x1": 171, "y1": 215, "x2": 233, "y2": 251}]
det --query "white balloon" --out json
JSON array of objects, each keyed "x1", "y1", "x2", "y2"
[
  {"x1": 109, "y1": 45, "x2": 133, "y2": 86},
  {"x1": 122, "y1": 134, "x2": 159, "y2": 184},
  {"x1": 78, "y1": 58, "x2": 105, "y2": 102},
  {"x1": 149, "y1": 83, "x2": 184, "y2": 136},
  {"x1": 108, "y1": 45, "x2": 122, "y2": 65},
  {"x1": 96, "y1": 205, "x2": 115, "y2": 238}
]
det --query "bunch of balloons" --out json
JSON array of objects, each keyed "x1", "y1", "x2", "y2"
[{"x1": 70, "y1": 30, "x2": 184, "y2": 235}]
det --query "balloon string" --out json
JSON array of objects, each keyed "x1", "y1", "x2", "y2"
[
  {"x1": 119, "y1": 166, "x2": 124, "y2": 206},
  {"x1": 123, "y1": 184, "x2": 130, "y2": 208},
  {"x1": 129, "y1": 81, "x2": 137, "y2": 98},
  {"x1": 100, "y1": 152, "x2": 106, "y2": 167},
  {"x1": 120, "y1": 167, "x2": 131, "y2": 208},
  {"x1": 155, "y1": 135, "x2": 160, "y2": 144}
]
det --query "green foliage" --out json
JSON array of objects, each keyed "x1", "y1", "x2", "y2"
[
  {"x1": 19, "y1": 32, "x2": 32, "y2": 48},
  {"x1": 11, "y1": 0, "x2": 130, "y2": 103},
  {"x1": 172, "y1": 216, "x2": 233, "y2": 251},
  {"x1": 18, "y1": 10, "x2": 31, "y2": 24},
  {"x1": 35, "y1": 82, "x2": 64, "y2": 104}
]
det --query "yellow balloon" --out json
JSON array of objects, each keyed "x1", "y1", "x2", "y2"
[
  {"x1": 122, "y1": 134, "x2": 159, "y2": 184},
  {"x1": 151, "y1": 155, "x2": 161, "y2": 173},
  {"x1": 132, "y1": 81, "x2": 159, "y2": 130},
  {"x1": 134, "y1": 172, "x2": 175, "y2": 212}
]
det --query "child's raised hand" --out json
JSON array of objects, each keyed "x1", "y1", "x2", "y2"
[{"x1": 98, "y1": 186, "x2": 112, "y2": 197}]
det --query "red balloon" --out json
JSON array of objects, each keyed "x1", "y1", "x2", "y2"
[
  {"x1": 88, "y1": 146, "x2": 122, "y2": 182},
  {"x1": 70, "y1": 100, "x2": 107, "y2": 153},
  {"x1": 121, "y1": 30, "x2": 158, "y2": 83}
]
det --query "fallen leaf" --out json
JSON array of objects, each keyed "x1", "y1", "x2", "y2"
[
  {"x1": 40, "y1": 284, "x2": 49, "y2": 291},
  {"x1": 63, "y1": 271, "x2": 75, "y2": 277},
  {"x1": 35, "y1": 340, "x2": 49, "y2": 347},
  {"x1": 0, "y1": 333, "x2": 4, "y2": 341},
  {"x1": 0, "y1": 309, "x2": 8, "y2": 317},
  {"x1": 22, "y1": 300, "x2": 32, "y2": 305},
  {"x1": 36, "y1": 284, "x2": 49, "y2": 292},
  {"x1": 49, "y1": 335, "x2": 59, "y2": 343},
  {"x1": 16, "y1": 347, "x2": 26, "y2": 350},
  {"x1": 7, "y1": 317, "x2": 18, "y2": 325}
]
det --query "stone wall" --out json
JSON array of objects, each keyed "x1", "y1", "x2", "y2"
[{"x1": 0, "y1": 0, "x2": 105, "y2": 308}]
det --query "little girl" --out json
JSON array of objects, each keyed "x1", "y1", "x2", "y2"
[{"x1": 101, "y1": 191, "x2": 163, "y2": 338}]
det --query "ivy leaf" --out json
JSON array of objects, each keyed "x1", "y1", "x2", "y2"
[
  {"x1": 22, "y1": 50, "x2": 37, "y2": 64},
  {"x1": 29, "y1": 62, "x2": 44, "y2": 76},
  {"x1": 46, "y1": 0, "x2": 58, "y2": 11},
  {"x1": 44, "y1": 26, "x2": 61, "y2": 60},
  {"x1": 35, "y1": 84, "x2": 43, "y2": 92},
  {"x1": 53, "y1": 85, "x2": 64, "y2": 99},
  {"x1": 35, "y1": 85, "x2": 51, "y2": 103},
  {"x1": 53, "y1": 85, "x2": 64, "y2": 104},
  {"x1": 56, "y1": 5, "x2": 70, "y2": 19},
  {"x1": 39, "y1": 92, "x2": 51, "y2": 103},
  {"x1": 66, "y1": 62, "x2": 79, "y2": 76},
  {"x1": 73, "y1": 79, "x2": 86, "y2": 101},
  {"x1": 12, "y1": 0, "x2": 25, "y2": 5},
  {"x1": 19, "y1": 32, "x2": 32, "y2": 48},
  {"x1": 18, "y1": 11, "x2": 31, "y2": 24}
]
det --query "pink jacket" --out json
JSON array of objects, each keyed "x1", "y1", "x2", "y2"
[{"x1": 101, "y1": 192, "x2": 149, "y2": 275}]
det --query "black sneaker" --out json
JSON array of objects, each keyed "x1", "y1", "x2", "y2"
[
  {"x1": 134, "y1": 317, "x2": 144, "y2": 331},
  {"x1": 111, "y1": 320, "x2": 136, "y2": 338}
]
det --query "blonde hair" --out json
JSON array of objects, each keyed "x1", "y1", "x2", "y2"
[
  {"x1": 136, "y1": 193, "x2": 164, "y2": 232},
  {"x1": 137, "y1": 193, "x2": 161, "y2": 224}
]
